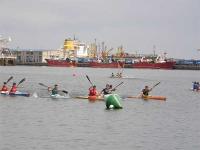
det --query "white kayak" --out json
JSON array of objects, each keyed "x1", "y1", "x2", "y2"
[{"x1": 50, "y1": 94, "x2": 70, "y2": 99}]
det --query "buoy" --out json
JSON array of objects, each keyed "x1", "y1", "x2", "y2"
[{"x1": 105, "y1": 94, "x2": 123, "y2": 109}]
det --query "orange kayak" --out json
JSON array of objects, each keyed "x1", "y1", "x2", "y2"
[{"x1": 127, "y1": 95, "x2": 166, "y2": 101}]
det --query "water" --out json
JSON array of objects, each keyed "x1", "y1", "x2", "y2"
[{"x1": 0, "y1": 66, "x2": 200, "y2": 150}]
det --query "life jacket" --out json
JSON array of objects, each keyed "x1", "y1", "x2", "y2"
[
  {"x1": 10, "y1": 85, "x2": 17, "y2": 93},
  {"x1": 52, "y1": 88, "x2": 58, "y2": 95},
  {"x1": 1, "y1": 85, "x2": 8, "y2": 91},
  {"x1": 142, "y1": 89, "x2": 149, "y2": 96},
  {"x1": 89, "y1": 88, "x2": 97, "y2": 96}
]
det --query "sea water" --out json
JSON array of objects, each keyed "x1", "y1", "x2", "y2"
[{"x1": 0, "y1": 66, "x2": 200, "y2": 150}]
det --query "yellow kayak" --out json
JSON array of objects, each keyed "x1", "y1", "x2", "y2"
[
  {"x1": 127, "y1": 95, "x2": 166, "y2": 101},
  {"x1": 75, "y1": 96, "x2": 104, "y2": 101}
]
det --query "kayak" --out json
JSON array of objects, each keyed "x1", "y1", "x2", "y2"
[
  {"x1": 50, "y1": 94, "x2": 70, "y2": 99},
  {"x1": 190, "y1": 88, "x2": 200, "y2": 92},
  {"x1": 75, "y1": 96, "x2": 104, "y2": 101},
  {"x1": 110, "y1": 76, "x2": 123, "y2": 79},
  {"x1": 1, "y1": 91, "x2": 30, "y2": 97},
  {"x1": 105, "y1": 94, "x2": 123, "y2": 109},
  {"x1": 127, "y1": 95, "x2": 166, "y2": 101}
]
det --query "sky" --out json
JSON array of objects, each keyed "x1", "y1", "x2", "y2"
[{"x1": 0, "y1": 0, "x2": 199, "y2": 59}]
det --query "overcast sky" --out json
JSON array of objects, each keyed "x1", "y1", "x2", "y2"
[{"x1": 0, "y1": 0, "x2": 199, "y2": 59}]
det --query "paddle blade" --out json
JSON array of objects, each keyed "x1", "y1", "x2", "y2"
[
  {"x1": 152, "y1": 82, "x2": 160, "y2": 88},
  {"x1": 62, "y1": 90, "x2": 68, "y2": 94},
  {"x1": 150, "y1": 82, "x2": 161, "y2": 91},
  {"x1": 86, "y1": 75, "x2": 93, "y2": 86},
  {"x1": 17, "y1": 78, "x2": 26, "y2": 86},
  {"x1": 38, "y1": 83, "x2": 49, "y2": 88},
  {"x1": 6, "y1": 76, "x2": 13, "y2": 84}
]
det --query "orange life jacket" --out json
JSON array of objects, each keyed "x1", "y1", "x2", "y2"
[
  {"x1": 1, "y1": 85, "x2": 8, "y2": 91},
  {"x1": 89, "y1": 88, "x2": 97, "y2": 96},
  {"x1": 10, "y1": 85, "x2": 17, "y2": 93}
]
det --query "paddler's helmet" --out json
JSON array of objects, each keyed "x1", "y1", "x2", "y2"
[
  {"x1": 13, "y1": 83, "x2": 16, "y2": 85},
  {"x1": 93, "y1": 85, "x2": 96, "y2": 88},
  {"x1": 3, "y1": 82, "x2": 6, "y2": 84},
  {"x1": 55, "y1": 84, "x2": 58, "y2": 86}
]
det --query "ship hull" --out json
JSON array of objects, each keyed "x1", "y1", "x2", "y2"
[
  {"x1": 89, "y1": 62, "x2": 124, "y2": 68},
  {"x1": 132, "y1": 61, "x2": 175, "y2": 69},
  {"x1": 45, "y1": 59, "x2": 77, "y2": 67}
]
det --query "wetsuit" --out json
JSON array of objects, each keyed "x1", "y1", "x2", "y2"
[
  {"x1": 52, "y1": 87, "x2": 58, "y2": 95},
  {"x1": 101, "y1": 88, "x2": 111, "y2": 95}
]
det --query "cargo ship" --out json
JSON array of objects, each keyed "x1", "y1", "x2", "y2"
[
  {"x1": 45, "y1": 58, "x2": 77, "y2": 67},
  {"x1": 89, "y1": 61, "x2": 124, "y2": 68},
  {"x1": 124, "y1": 54, "x2": 175, "y2": 69},
  {"x1": 131, "y1": 61, "x2": 175, "y2": 69}
]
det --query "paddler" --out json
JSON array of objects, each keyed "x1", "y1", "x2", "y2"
[
  {"x1": 192, "y1": 82, "x2": 199, "y2": 91},
  {"x1": 111, "y1": 73, "x2": 115, "y2": 78},
  {"x1": 9, "y1": 83, "x2": 17, "y2": 94},
  {"x1": 100, "y1": 84, "x2": 115, "y2": 96},
  {"x1": 88, "y1": 85, "x2": 98, "y2": 96},
  {"x1": 1, "y1": 82, "x2": 9, "y2": 92},
  {"x1": 52, "y1": 84, "x2": 59, "y2": 95},
  {"x1": 141, "y1": 85, "x2": 151, "y2": 98}
]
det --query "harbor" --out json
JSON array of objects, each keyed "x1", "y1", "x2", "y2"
[{"x1": 1, "y1": 35, "x2": 199, "y2": 70}]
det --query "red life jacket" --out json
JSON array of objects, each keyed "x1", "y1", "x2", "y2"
[
  {"x1": 1, "y1": 85, "x2": 8, "y2": 91},
  {"x1": 89, "y1": 88, "x2": 97, "y2": 96},
  {"x1": 10, "y1": 85, "x2": 17, "y2": 93}
]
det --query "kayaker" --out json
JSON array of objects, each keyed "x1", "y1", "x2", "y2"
[
  {"x1": 111, "y1": 73, "x2": 115, "y2": 78},
  {"x1": 101, "y1": 84, "x2": 115, "y2": 96},
  {"x1": 192, "y1": 82, "x2": 199, "y2": 91},
  {"x1": 197, "y1": 82, "x2": 200, "y2": 90},
  {"x1": 116, "y1": 72, "x2": 122, "y2": 78},
  {"x1": 141, "y1": 85, "x2": 151, "y2": 97},
  {"x1": 88, "y1": 85, "x2": 98, "y2": 96},
  {"x1": 1, "y1": 82, "x2": 9, "y2": 92},
  {"x1": 9, "y1": 83, "x2": 17, "y2": 94},
  {"x1": 52, "y1": 84, "x2": 59, "y2": 95}
]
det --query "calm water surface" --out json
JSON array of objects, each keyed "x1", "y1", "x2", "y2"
[{"x1": 0, "y1": 66, "x2": 200, "y2": 150}]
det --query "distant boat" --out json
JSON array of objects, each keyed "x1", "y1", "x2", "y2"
[
  {"x1": 45, "y1": 59, "x2": 77, "y2": 67},
  {"x1": 131, "y1": 61, "x2": 175, "y2": 69},
  {"x1": 127, "y1": 54, "x2": 175, "y2": 69}
]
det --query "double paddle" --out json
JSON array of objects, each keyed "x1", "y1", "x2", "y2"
[
  {"x1": 17, "y1": 78, "x2": 26, "y2": 87},
  {"x1": 38, "y1": 83, "x2": 68, "y2": 94},
  {"x1": 149, "y1": 82, "x2": 161, "y2": 91},
  {"x1": 86, "y1": 75, "x2": 94, "y2": 86},
  {"x1": 86, "y1": 75, "x2": 124, "y2": 90},
  {"x1": 6, "y1": 76, "x2": 13, "y2": 84},
  {"x1": 112, "y1": 82, "x2": 124, "y2": 91}
]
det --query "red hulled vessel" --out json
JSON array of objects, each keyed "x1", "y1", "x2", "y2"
[
  {"x1": 45, "y1": 59, "x2": 77, "y2": 67},
  {"x1": 132, "y1": 61, "x2": 175, "y2": 69},
  {"x1": 89, "y1": 61, "x2": 124, "y2": 68}
]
